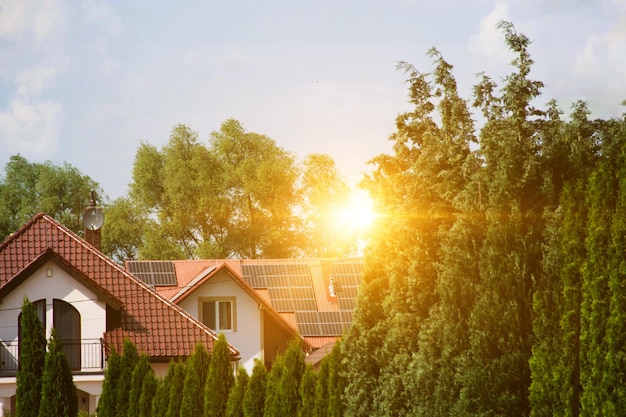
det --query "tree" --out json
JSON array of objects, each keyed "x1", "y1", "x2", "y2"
[
  {"x1": 164, "y1": 360, "x2": 186, "y2": 417},
  {"x1": 115, "y1": 339, "x2": 139, "y2": 417},
  {"x1": 181, "y1": 343, "x2": 210, "y2": 416},
  {"x1": 139, "y1": 370, "x2": 158, "y2": 417},
  {"x1": 16, "y1": 297, "x2": 47, "y2": 417},
  {"x1": 38, "y1": 328, "x2": 78, "y2": 417},
  {"x1": 264, "y1": 340, "x2": 304, "y2": 417},
  {"x1": 152, "y1": 360, "x2": 178, "y2": 417},
  {"x1": 96, "y1": 348, "x2": 122, "y2": 417},
  {"x1": 205, "y1": 333, "x2": 235, "y2": 417},
  {"x1": 226, "y1": 367, "x2": 249, "y2": 417},
  {"x1": 298, "y1": 364, "x2": 317, "y2": 417},
  {"x1": 0, "y1": 155, "x2": 101, "y2": 242},
  {"x1": 263, "y1": 353, "x2": 285, "y2": 417},
  {"x1": 299, "y1": 153, "x2": 354, "y2": 257},
  {"x1": 243, "y1": 358, "x2": 267, "y2": 417},
  {"x1": 128, "y1": 353, "x2": 152, "y2": 417}
]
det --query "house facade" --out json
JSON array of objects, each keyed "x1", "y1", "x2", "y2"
[
  {"x1": 0, "y1": 214, "x2": 237, "y2": 416},
  {"x1": 126, "y1": 258, "x2": 364, "y2": 373}
]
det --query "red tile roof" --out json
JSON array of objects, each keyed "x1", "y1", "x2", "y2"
[{"x1": 0, "y1": 213, "x2": 238, "y2": 360}]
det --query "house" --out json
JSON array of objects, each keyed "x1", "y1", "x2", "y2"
[
  {"x1": 126, "y1": 258, "x2": 364, "y2": 373},
  {"x1": 0, "y1": 213, "x2": 238, "y2": 416}
]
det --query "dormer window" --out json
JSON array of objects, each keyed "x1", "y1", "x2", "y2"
[{"x1": 200, "y1": 297, "x2": 236, "y2": 332}]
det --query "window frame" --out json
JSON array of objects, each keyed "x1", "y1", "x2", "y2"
[{"x1": 199, "y1": 297, "x2": 237, "y2": 333}]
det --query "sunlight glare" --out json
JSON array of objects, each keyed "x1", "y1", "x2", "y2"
[{"x1": 334, "y1": 190, "x2": 377, "y2": 232}]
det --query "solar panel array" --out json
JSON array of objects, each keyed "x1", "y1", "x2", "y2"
[
  {"x1": 127, "y1": 261, "x2": 178, "y2": 286},
  {"x1": 296, "y1": 311, "x2": 354, "y2": 336},
  {"x1": 241, "y1": 264, "x2": 317, "y2": 311},
  {"x1": 330, "y1": 262, "x2": 363, "y2": 311}
]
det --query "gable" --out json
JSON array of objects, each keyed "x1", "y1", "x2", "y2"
[{"x1": 0, "y1": 213, "x2": 238, "y2": 360}]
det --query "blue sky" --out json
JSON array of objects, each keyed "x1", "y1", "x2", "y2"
[{"x1": 1, "y1": 0, "x2": 625, "y2": 200}]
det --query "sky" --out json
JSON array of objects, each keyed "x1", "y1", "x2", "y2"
[{"x1": 1, "y1": 0, "x2": 625, "y2": 201}]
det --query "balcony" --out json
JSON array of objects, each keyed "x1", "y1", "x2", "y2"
[{"x1": 0, "y1": 339, "x2": 104, "y2": 375}]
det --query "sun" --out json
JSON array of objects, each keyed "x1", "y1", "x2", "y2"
[{"x1": 334, "y1": 190, "x2": 377, "y2": 233}]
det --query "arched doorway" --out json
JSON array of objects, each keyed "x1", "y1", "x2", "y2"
[{"x1": 53, "y1": 299, "x2": 81, "y2": 371}]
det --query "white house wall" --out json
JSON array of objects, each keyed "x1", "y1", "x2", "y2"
[{"x1": 177, "y1": 270, "x2": 262, "y2": 373}]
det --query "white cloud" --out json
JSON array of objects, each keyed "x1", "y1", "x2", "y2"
[
  {"x1": 81, "y1": 0, "x2": 124, "y2": 37},
  {"x1": 15, "y1": 66, "x2": 59, "y2": 97},
  {"x1": 0, "y1": 98, "x2": 64, "y2": 154},
  {"x1": 468, "y1": 2, "x2": 512, "y2": 71},
  {"x1": 0, "y1": 0, "x2": 60, "y2": 43}
]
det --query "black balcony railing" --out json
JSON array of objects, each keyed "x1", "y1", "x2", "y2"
[{"x1": 0, "y1": 338, "x2": 104, "y2": 374}]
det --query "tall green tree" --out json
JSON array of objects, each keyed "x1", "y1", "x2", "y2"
[
  {"x1": 16, "y1": 297, "x2": 47, "y2": 417},
  {"x1": 298, "y1": 364, "x2": 317, "y2": 417},
  {"x1": 139, "y1": 369, "x2": 158, "y2": 417},
  {"x1": 115, "y1": 339, "x2": 139, "y2": 417},
  {"x1": 243, "y1": 358, "x2": 267, "y2": 417},
  {"x1": 226, "y1": 367, "x2": 249, "y2": 417},
  {"x1": 38, "y1": 328, "x2": 78, "y2": 417},
  {"x1": 0, "y1": 155, "x2": 101, "y2": 241},
  {"x1": 128, "y1": 353, "x2": 152, "y2": 417},
  {"x1": 96, "y1": 348, "x2": 122, "y2": 417},
  {"x1": 205, "y1": 334, "x2": 235, "y2": 417},
  {"x1": 164, "y1": 360, "x2": 186, "y2": 417},
  {"x1": 181, "y1": 343, "x2": 210, "y2": 416}
]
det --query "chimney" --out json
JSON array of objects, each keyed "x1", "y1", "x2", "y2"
[{"x1": 81, "y1": 191, "x2": 104, "y2": 250}]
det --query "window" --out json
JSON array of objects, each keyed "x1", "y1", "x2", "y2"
[
  {"x1": 200, "y1": 298, "x2": 236, "y2": 332},
  {"x1": 53, "y1": 299, "x2": 81, "y2": 371}
]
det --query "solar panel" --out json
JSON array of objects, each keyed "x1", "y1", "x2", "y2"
[
  {"x1": 330, "y1": 262, "x2": 363, "y2": 311},
  {"x1": 242, "y1": 263, "x2": 316, "y2": 312},
  {"x1": 127, "y1": 261, "x2": 178, "y2": 286},
  {"x1": 295, "y1": 311, "x2": 354, "y2": 336}
]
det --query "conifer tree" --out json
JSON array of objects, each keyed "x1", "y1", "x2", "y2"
[
  {"x1": 325, "y1": 342, "x2": 345, "y2": 417},
  {"x1": 226, "y1": 367, "x2": 249, "y2": 417},
  {"x1": 16, "y1": 297, "x2": 46, "y2": 417},
  {"x1": 205, "y1": 334, "x2": 235, "y2": 417},
  {"x1": 139, "y1": 370, "x2": 158, "y2": 417},
  {"x1": 263, "y1": 353, "x2": 285, "y2": 417},
  {"x1": 128, "y1": 353, "x2": 152, "y2": 417},
  {"x1": 97, "y1": 348, "x2": 122, "y2": 417},
  {"x1": 115, "y1": 339, "x2": 139, "y2": 417},
  {"x1": 181, "y1": 343, "x2": 210, "y2": 416},
  {"x1": 298, "y1": 364, "x2": 317, "y2": 417},
  {"x1": 165, "y1": 360, "x2": 186, "y2": 417},
  {"x1": 243, "y1": 358, "x2": 267, "y2": 417},
  {"x1": 314, "y1": 358, "x2": 329, "y2": 417},
  {"x1": 152, "y1": 360, "x2": 177, "y2": 417},
  {"x1": 38, "y1": 328, "x2": 78, "y2": 417}
]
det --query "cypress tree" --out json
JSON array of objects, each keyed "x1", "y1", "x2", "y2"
[
  {"x1": 16, "y1": 297, "x2": 46, "y2": 417},
  {"x1": 275, "y1": 340, "x2": 304, "y2": 416},
  {"x1": 205, "y1": 334, "x2": 235, "y2": 417},
  {"x1": 180, "y1": 343, "x2": 210, "y2": 416},
  {"x1": 139, "y1": 370, "x2": 158, "y2": 417},
  {"x1": 152, "y1": 360, "x2": 177, "y2": 417},
  {"x1": 38, "y1": 328, "x2": 78, "y2": 417},
  {"x1": 325, "y1": 342, "x2": 345, "y2": 417},
  {"x1": 298, "y1": 364, "x2": 317, "y2": 417},
  {"x1": 226, "y1": 367, "x2": 249, "y2": 417},
  {"x1": 96, "y1": 348, "x2": 122, "y2": 417},
  {"x1": 165, "y1": 360, "x2": 185, "y2": 417},
  {"x1": 314, "y1": 358, "x2": 329, "y2": 417},
  {"x1": 263, "y1": 353, "x2": 284, "y2": 417},
  {"x1": 115, "y1": 338, "x2": 139, "y2": 417},
  {"x1": 243, "y1": 358, "x2": 267, "y2": 417},
  {"x1": 128, "y1": 353, "x2": 152, "y2": 417}
]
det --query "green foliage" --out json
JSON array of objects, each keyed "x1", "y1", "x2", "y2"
[
  {"x1": 138, "y1": 370, "x2": 158, "y2": 417},
  {"x1": 0, "y1": 155, "x2": 101, "y2": 240},
  {"x1": 298, "y1": 364, "x2": 317, "y2": 417},
  {"x1": 181, "y1": 343, "x2": 210, "y2": 416},
  {"x1": 128, "y1": 354, "x2": 152, "y2": 417},
  {"x1": 38, "y1": 328, "x2": 78, "y2": 417},
  {"x1": 16, "y1": 297, "x2": 46, "y2": 417},
  {"x1": 96, "y1": 348, "x2": 121, "y2": 417},
  {"x1": 115, "y1": 339, "x2": 138, "y2": 417},
  {"x1": 205, "y1": 334, "x2": 235, "y2": 417},
  {"x1": 263, "y1": 353, "x2": 285, "y2": 417},
  {"x1": 164, "y1": 361, "x2": 186, "y2": 417},
  {"x1": 226, "y1": 367, "x2": 249, "y2": 417},
  {"x1": 263, "y1": 340, "x2": 304, "y2": 417},
  {"x1": 243, "y1": 358, "x2": 267, "y2": 417}
]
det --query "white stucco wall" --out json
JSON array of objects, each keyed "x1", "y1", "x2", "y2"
[
  {"x1": 177, "y1": 271, "x2": 262, "y2": 373},
  {"x1": 0, "y1": 260, "x2": 107, "y2": 344}
]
